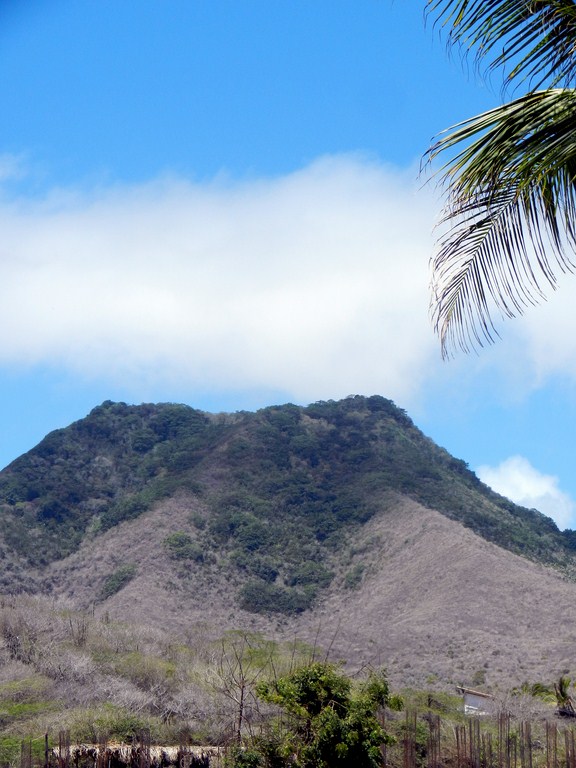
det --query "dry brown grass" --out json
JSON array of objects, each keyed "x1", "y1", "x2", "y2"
[{"x1": 28, "y1": 490, "x2": 576, "y2": 693}]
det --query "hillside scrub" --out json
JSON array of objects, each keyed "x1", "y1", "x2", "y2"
[
  {"x1": 3, "y1": 594, "x2": 576, "y2": 768},
  {"x1": 0, "y1": 596, "x2": 319, "y2": 747},
  {"x1": 0, "y1": 600, "x2": 408, "y2": 767}
]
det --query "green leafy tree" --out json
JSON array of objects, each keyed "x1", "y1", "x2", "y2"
[
  {"x1": 426, "y1": 0, "x2": 576, "y2": 356},
  {"x1": 250, "y1": 662, "x2": 402, "y2": 768}
]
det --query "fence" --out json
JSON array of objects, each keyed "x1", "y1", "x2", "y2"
[
  {"x1": 389, "y1": 710, "x2": 576, "y2": 768},
  {"x1": 16, "y1": 731, "x2": 217, "y2": 768},
  {"x1": 14, "y1": 712, "x2": 576, "y2": 768}
]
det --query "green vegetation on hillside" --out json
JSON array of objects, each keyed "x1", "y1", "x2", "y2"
[
  {"x1": 99, "y1": 564, "x2": 137, "y2": 601},
  {"x1": 0, "y1": 395, "x2": 573, "y2": 607}
]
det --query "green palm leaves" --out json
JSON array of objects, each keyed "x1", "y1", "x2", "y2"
[
  {"x1": 554, "y1": 675, "x2": 576, "y2": 715},
  {"x1": 427, "y1": 0, "x2": 576, "y2": 89},
  {"x1": 427, "y1": 0, "x2": 576, "y2": 356}
]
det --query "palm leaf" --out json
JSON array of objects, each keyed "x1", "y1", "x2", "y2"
[
  {"x1": 428, "y1": 89, "x2": 576, "y2": 357},
  {"x1": 426, "y1": 0, "x2": 576, "y2": 89}
]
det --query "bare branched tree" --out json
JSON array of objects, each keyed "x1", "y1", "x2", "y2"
[{"x1": 205, "y1": 632, "x2": 275, "y2": 744}]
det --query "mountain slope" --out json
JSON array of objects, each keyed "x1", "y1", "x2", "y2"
[
  {"x1": 1, "y1": 395, "x2": 576, "y2": 688},
  {"x1": 39, "y1": 489, "x2": 576, "y2": 690},
  {"x1": 0, "y1": 396, "x2": 572, "y2": 588}
]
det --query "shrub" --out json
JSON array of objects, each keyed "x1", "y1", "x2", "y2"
[
  {"x1": 225, "y1": 746, "x2": 263, "y2": 768},
  {"x1": 239, "y1": 582, "x2": 312, "y2": 615},
  {"x1": 344, "y1": 564, "x2": 365, "y2": 590},
  {"x1": 100, "y1": 564, "x2": 137, "y2": 600},
  {"x1": 93, "y1": 705, "x2": 149, "y2": 742},
  {"x1": 286, "y1": 561, "x2": 333, "y2": 589},
  {"x1": 163, "y1": 532, "x2": 204, "y2": 562},
  {"x1": 0, "y1": 736, "x2": 27, "y2": 767}
]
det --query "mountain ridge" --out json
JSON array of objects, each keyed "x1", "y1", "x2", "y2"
[
  {"x1": 1, "y1": 394, "x2": 576, "y2": 689},
  {"x1": 0, "y1": 396, "x2": 571, "y2": 573}
]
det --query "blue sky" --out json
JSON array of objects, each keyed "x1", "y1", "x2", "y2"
[{"x1": 1, "y1": 0, "x2": 576, "y2": 529}]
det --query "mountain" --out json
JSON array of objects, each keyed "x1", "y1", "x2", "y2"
[{"x1": 1, "y1": 394, "x2": 576, "y2": 690}]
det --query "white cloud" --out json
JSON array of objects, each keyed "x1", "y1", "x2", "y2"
[
  {"x1": 476, "y1": 455, "x2": 575, "y2": 530},
  {"x1": 456, "y1": 258, "x2": 576, "y2": 395},
  {"x1": 0, "y1": 154, "x2": 443, "y2": 406},
  {"x1": 0, "y1": 153, "x2": 25, "y2": 184},
  {"x1": 515, "y1": 277, "x2": 576, "y2": 386}
]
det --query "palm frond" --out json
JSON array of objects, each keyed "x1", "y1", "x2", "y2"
[
  {"x1": 428, "y1": 89, "x2": 576, "y2": 357},
  {"x1": 426, "y1": 0, "x2": 576, "y2": 89}
]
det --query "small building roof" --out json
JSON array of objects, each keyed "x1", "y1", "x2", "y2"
[{"x1": 456, "y1": 686, "x2": 494, "y2": 700}]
